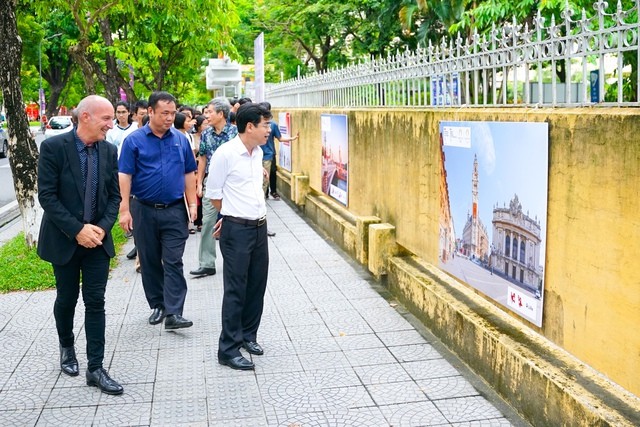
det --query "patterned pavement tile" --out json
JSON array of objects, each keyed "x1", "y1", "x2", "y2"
[
  {"x1": 206, "y1": 379, "x2": 264, "y2": 420},
  {"x1": 153, "y1": 379, "x2": 207, "y2": 401},
  {"x1": 388, "y1": 343, "x2": 442, "y2": 362},
  {"x1": 211, "y1": 416, "x2": 269, "y2": 427},
  {"x1": 435, "y1": 396, "x2": 505, "y2": 423},
  {"x1": 274, "y1": 410, "x2": 329, "y2": 426},
  {"x1": 316, "y1": 384, "x2": 376, "y2": 409},
  {"x1": 36, "y1": 405, "x2": 97, "y2": 426},
  {"x1": 0, "y1": 198, "x2": 522, "y2": 427},
  {"x1": 285, "y1": 324, "x2": 334, "y2": 341},
  {"x1": 0, "y1": 388, "x2": 48, "y2": 410},
  {"x1": 377, "y1": 329, "x2": 429, "y2": 347},
  {"x1": 333, "y1": 333, "x2": 385, "y2": 351},
  {"x1": 452, "y1": 417, "x2": 514, "y2": 426},
  {"x1": 354, "y1": 363, "x2": 413, "y2": 385},
  {"x1": 44, "y1": 384, "x2": 102, "y2": 408},
  {"x1": 417, "y1": 376, "x2": 480, "y2": 400},
  {"x1": 379, "y1": 401, "x2": 451, "y2": 426},
  {"x1": 108, "y1": 350, "x2": 159, "y2": 384},
  {"x1": 342, "y1": 347, "x2": 398, "y2": 367},
  {"x1": 3, "y1": 356, "x2": 60, "y2": 392},
  {"x1": 150, "y1": 397, "x2": 208, "y2": 425},
  {"x1": 97, "y1": 381, "x2": 154, "y2": 405},
  {"x1": 0, "y1": 408, "x2": 41, "y2": 426},
  {"x1": 254, "y1": 354, "x2": 304, "y2": 375},
  {"x1": 291, "y1": 336, "x2": 341, "y2": 354},
  {"x1": 403, "y1": 358, "x2": 462, "y2": 380},
  {"x1": 93, "y1": 402, "x2": 151, "y2": 426},
  {"x1": 297, "y1": 350, "x2": 352, "y2": 370},
  {"x1": 365, "y1": 381, "x2": 429, "y2": 406}
]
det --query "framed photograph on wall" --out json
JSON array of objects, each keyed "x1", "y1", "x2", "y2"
[
  {"x1": 439, "y1": 121, "x2": 549, "y2": 326},
  {"x1": 321, "y1": 114, "x2": 349, "y2": 206}
]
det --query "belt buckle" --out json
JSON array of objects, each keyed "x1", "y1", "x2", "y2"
[
  {"x1": 257, "y1": 216, "x2": 266, "y2": 227},
  {"x1": 154, "y1": 203, "x2": 166, "y2": 209}
]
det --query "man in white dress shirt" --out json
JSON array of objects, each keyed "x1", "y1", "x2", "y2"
[{"x1": 205, "y1": 103, "x2": 272, "y2": 370}]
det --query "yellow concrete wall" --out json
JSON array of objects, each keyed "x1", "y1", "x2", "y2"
[{"x1": 278, "y1": 107, "x2": 640, "y2": 397}]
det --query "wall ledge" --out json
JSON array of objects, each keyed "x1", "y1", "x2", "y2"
[{"x1": 388, "y1": 255, "x2": 640, "y2": 426}]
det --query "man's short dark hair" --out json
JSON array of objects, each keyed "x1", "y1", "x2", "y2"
[
  {"x1": 174, "y1": 111, "x2": 187, "y2": 130},
  {"x1": 134, "y1": 99, "x2": 148, "y2": 111},
  {"x1": 258, "y1": 101, "x2": 271, "y2": 111},
  {"x1": 148, "y1": 91, "x2": 176, "y2": 110},
  {"x1": 238, "y1": 97, "x2": 252, "y2": 106},
  {"x1": 236, "y1": 103, "x2": 272, "y2": 133}
]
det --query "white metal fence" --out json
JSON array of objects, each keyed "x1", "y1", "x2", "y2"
[{"x1": 266, "y1": 1, "x2": 640, "y2": 108}]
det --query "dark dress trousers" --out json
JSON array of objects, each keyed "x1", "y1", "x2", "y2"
[{"x1": 37, "y1": 131, "x2": 121, "y2": 371}]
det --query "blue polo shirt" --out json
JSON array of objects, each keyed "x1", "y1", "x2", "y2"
[
  {"x1": 261, "y1": 121, "x2": 281, "y2": 161},
  {"x1": 119, "y1": 124, "x2": 197, "y2": 204}
]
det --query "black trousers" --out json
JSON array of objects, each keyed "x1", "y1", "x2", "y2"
[
  {"x1": 218, "y1": 220, "x2": 269, "y2": 359},
  {"x1": 52, "y1": 245, "x2": 110, "y2": 372},
  {"x1": 269, "y1": 159, "x2": 277, "y2": 194},
  {"x1": 132, "y1": 199, "x2": 189, "y2": 315}
]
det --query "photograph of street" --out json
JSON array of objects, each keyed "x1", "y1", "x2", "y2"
[{"x1": 439, "y1": 121, "x2": 549, "y2": 326}]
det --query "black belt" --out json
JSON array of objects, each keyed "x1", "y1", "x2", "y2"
[
  {"x1": 224, "y1": 215, "x2": 266, "y2": 227},
  {"x1": 135, "y1": 197, "x2": 183, "y2": 209}
]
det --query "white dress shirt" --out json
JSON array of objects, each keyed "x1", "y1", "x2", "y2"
[{"x1": 205, "y1": 135, "x2": 266, "y2": 220}]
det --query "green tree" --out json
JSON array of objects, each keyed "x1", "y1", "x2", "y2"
[{"x1": 0, "y1": 0, "x2": 42, "y2": 248}]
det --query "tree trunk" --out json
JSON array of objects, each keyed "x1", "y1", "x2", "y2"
[
  {"x1": 69, "y1": 40, "x2": 97, "y2": 95},
  {"x1": 0, "y1": 1, "x2": 43, "y2": 248},
  {"x1": 99, "y1": 18, "x2": 123, "y2": 103}
]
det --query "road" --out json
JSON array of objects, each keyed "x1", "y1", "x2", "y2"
[{"x1": 0, "y1": 129, "x2": 44, "y2": 207}]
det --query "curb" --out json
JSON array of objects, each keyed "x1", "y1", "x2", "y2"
[{"x1": 0, "y1": 201, "x2": 20, "y2": 228}]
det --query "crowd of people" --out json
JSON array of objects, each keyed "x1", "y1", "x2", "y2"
[{"x1": 36, "y1": 91, "x2": 297, "y2": 395}]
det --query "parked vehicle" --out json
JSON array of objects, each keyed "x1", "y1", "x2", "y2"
[
  {"x1": 43, "y1": 116, "x2": 73, "y2": 139},
  {"x1": 0, "y1": 127, "x2": 8, "y2": 158}
]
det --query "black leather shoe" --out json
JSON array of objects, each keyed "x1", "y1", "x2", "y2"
[
  {"x1": 60, "y1": 345, "x2": 79, "y2": 376},
  {"x1": 242, "y1": 341, "x2": 264, "y2": 355},
  {"x1": 86, "y1": 368, "x2": 124, "y2": 395},
  {"x1": 164, "y1": 314, "x2": 193, "y2": 330},
  {"x1": 189, "y1": 267, "x2": 216, "y2": 276},
  {"x1": 148, "y1": 306, "x2": 165, "y2": 325},
  {"x1": 218, "y1": 356, "x2": 254, "y2": 370},
  {"x1": 126, "y1": 246, "x2": 137, "y2": 259}
]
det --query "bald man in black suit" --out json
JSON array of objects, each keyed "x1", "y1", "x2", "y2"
[{"x1": 37, "y1": 95, "x2": 123, "y2": 395}]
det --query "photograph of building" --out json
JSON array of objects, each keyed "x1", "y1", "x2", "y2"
[
  {"x1": 321, "y1": 114, "x2": 349, "y2": 205},
  {"x1": 438, "y1": 121, "x2": 549, "y2": 326}
]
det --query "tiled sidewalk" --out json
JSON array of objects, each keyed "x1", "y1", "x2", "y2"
[{"x1": 0, "y1": 199, "x2": 528, "y2": 426}]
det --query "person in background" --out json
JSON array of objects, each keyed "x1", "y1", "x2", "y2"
[
  {"x1": 258, "y1": 102, "x2": 298, "y2": 202},
  {"x1": 118, "y1": 91, "x2": 198, "y2": 330},
  {"x1": 205, "y1": 102, "x2": 272, "y2": 371},
  {"x1": 190, "y1": 97, "x2": 237, "y2": 277},
  {"x1": 106, "y1": 101, "x2": 136, "y2": 150},
  {"x1": 192, "y1": 115, "x2": 209, "y2": 232},
  {"x1": 37, "y1": 95, "x2": 123, "y2": 395}
]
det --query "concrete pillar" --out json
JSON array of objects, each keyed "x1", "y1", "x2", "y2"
[
  {"x1": 368, "y1": 223, "x2": 398, "y2": 279},
  {"x1": 291, "y1": 174, "x2": 309, "y2": 206},
  {"x1": 355, "y1": 216, "x2": 381, "y2": 265}
]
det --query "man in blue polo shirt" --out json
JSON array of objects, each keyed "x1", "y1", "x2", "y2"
[{"x1": 118, "y1": 91, "x2": 198, "y2": 330}]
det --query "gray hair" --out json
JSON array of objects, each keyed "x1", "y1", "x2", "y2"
[{"x1": 207, "y1": 97, "x2": 231, "y2": 119}]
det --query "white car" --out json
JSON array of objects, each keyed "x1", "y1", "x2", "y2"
[
  {"x1": 44, "y1": 116, "x2": 73, "y2": 139},
  {"x1": 0, "y1": 127, "x2": 7, "y2": 158}
]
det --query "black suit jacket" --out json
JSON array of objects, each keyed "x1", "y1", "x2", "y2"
[{"x1": 37, "y1": 130, "x2": 121, "y2": 266}]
